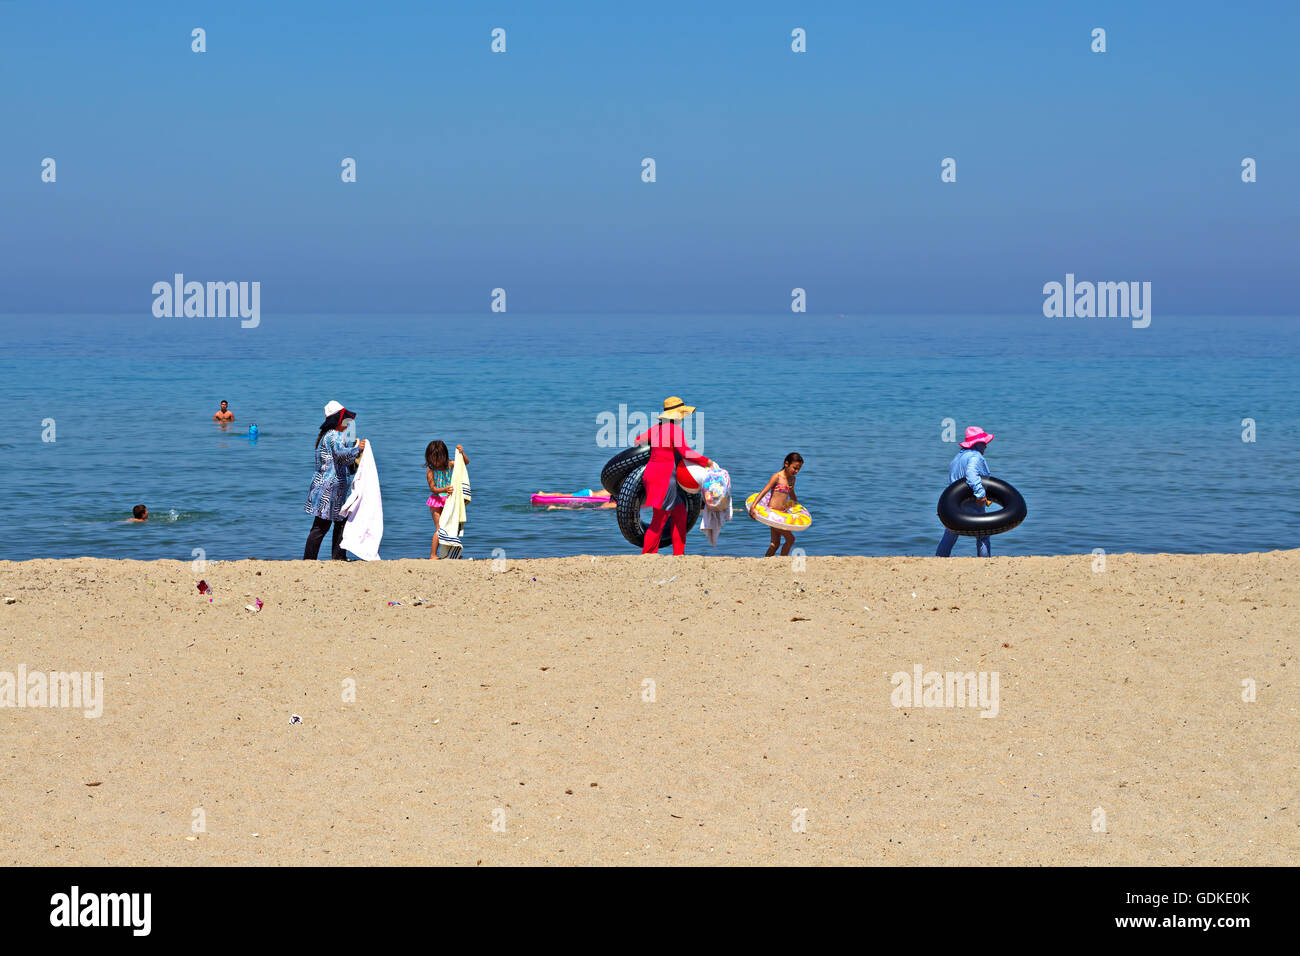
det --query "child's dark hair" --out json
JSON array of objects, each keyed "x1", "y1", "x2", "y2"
[
  {"x1": 425, "y1": 440, "x2": 449, "y2": 471},
  {"x1": 132, "y1": 504, "x2": 147, "y2": 519},
  {"x1": 784, "y1": 452, "x2": 804, "y2": 467}
]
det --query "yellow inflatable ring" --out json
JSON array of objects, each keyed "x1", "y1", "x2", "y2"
[{"x1": 746, "y1": 493, "x2": 812, "y2": 530}]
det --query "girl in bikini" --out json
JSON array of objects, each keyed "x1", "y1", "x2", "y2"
[
  {"x1": 750, "y1": 452, "x2": 804, "y2": 557},
  {"x1": 425, "y1": 440, "x2": 469, "y2": 559}
]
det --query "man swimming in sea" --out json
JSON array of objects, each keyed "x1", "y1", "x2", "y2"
[
  {"x1": 213, "y1": 400, "x2": 234, "y2": 423},
  {"x1": 128, "y1": 505, "x2": 148, "y2": 522}
]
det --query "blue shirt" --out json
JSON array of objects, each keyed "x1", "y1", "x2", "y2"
[{"x1": 949, "y1": 449, "x2": 989, "y2": 499}]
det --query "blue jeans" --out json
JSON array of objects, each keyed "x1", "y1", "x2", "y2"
[{"x1": 936, "y1": 501, "x2": 990, "y2": 557}]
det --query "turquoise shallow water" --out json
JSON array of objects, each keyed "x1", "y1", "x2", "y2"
[{"x1": 1, "y1": 313, "x2": 1297, "y2": 560}]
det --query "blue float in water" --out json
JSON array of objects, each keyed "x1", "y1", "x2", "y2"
[{"x1": 248, "y1": 424, "x2": 259, "y2": 440}]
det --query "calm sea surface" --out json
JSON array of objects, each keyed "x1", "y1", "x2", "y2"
[{"x1": 1, "y1": 313, "x2": 1296, "y2": 561}]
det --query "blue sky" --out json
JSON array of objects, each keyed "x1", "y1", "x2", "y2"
[{"x1": 1, "y1": 0, "x2": 1296, "y2": 313}]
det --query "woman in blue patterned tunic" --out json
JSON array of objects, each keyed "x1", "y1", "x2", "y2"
[{"x1": 303, "y1": 401, "x2": 367, "y2": 560}]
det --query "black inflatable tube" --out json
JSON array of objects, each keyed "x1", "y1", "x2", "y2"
[
  {"x1": 937, "y1": 476, "x2": 1027, "y2": 536},
  {"x1": 615, "y1": 464, "x2": 703, "y2": 550},
  {"x1": 601, "y1": 446, "x2": 650, "y2": 497}
]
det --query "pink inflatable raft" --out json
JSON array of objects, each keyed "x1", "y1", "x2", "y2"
[{"x1": 530, "y1": 488, "x2": 612, "y2": 507}]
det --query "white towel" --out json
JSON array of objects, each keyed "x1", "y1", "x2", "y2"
[
  {"x1": 437, "y1": 450, "x2": 471, "y2": 557},
  {"x1": 699, "y1": 494, "x2": 733, "y2": 547},
  {"x1": 340, "y1": 441, "x2": 383, "y2": 560}
]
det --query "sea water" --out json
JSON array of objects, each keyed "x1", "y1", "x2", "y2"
[{"x1": 1, "y1": 313, "x2": 1296, "y2": 561}]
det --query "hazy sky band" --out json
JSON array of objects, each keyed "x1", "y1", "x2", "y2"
[{"x1": 1, "y1": 0, "x2": 1296, "y2": 314}]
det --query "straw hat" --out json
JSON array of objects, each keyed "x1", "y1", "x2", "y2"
[{"x1": 658, "y1": 396, "x2": 696, "y2": 420}]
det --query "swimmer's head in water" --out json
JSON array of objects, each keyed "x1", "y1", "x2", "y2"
[
  {"x1": 132, "y1": 504, "x2": 148, "y2": 520},
  {"x1": 220, "y1": 401, "x2": 228, "y2": 409},
  {"x1": 783, "y1": 452, "x2": 804, "y2": 475}
]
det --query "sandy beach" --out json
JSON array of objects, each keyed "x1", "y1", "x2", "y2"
[{"x1": 1, "y1": 551, "x2": 1295, "y2": 866}]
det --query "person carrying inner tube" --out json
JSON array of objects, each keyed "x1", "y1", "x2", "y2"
[
  {"x1": 632, "y1": 396, "x2": 714, "y2": 555},
  {"x1": 936, "y1": 426, "x2": 994, "y2": 558}
]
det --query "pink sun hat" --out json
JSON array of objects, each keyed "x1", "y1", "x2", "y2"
[{"x1": 960, "y1": 426, "x2": 994, "y2": 448}]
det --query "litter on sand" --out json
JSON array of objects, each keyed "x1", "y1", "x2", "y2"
[
  {"x1": 290, "y1": 714, "x2": 302, "y2": 725},
  {"x1": 387, "y1": 601, "x2": 404, "y2": 607},
  {"x1": 243, "y1": 599, "x2": 263, "y2": 612}
]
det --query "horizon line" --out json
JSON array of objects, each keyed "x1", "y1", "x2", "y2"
[{"x1": 2, "y1": 311, "x2": 1297, "y2": 319}]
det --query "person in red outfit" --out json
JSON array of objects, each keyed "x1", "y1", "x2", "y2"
[{"x1": 632, "y1": 396, "x2": 714, "y2": 555}]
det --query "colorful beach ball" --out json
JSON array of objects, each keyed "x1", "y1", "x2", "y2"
[{"x1": 701, "y1": 467, "x2": 731, "y2": 509}]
